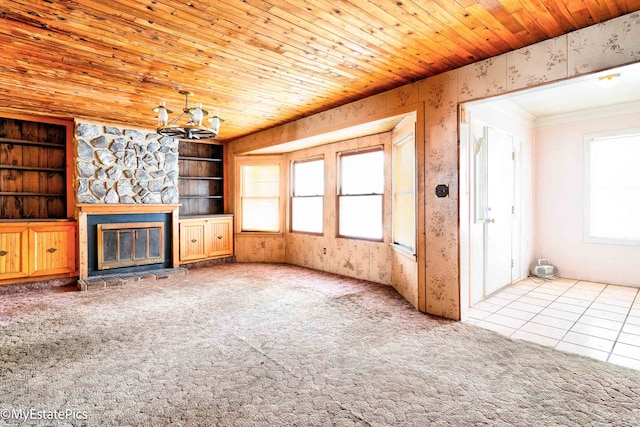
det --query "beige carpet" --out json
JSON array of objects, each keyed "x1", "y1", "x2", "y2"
[{"x1": 1, "y1": 263, "x2": 639, "y2": 426}]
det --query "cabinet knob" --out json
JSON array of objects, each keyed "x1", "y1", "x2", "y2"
[
  {"x1": 47, "y1": 247, "x2": 57, "y2": 253},
  {"x1": 0, "y1": 250, "x2": 7, "y2": 256},
  {"x1": 217, "y1": 236, "x2": 223, "y2": 240},
  {"x1": 191, "y1": 239, "x2": 197, "y2": 243}
]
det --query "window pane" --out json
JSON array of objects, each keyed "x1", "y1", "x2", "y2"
[
  {"x1": 293, "y1": 160, "x2": 324, "y2": 196},
  {"x1": 240, "y1": 163, "x2": 281, "y2": 232},
  {"x1": 339, "y1": 195, "x2": 383, "y2": 239},
  {"x1": 242, "y1": 198, "x2": 279, "y2": 232},
  {"x1": 341, "y1": 150, "x2": 384, "y2": 195},
  {"x1": 473, "y1": 129, "x2": 488, "y2": 223},
  {"x1": 242, "y1": 165, "x2": 279, "y2": 197},
  {"x1": 394, "y1": 193, "x2": 415, "y2": 249},
  {"x1": 393, "y1": 134, "x2": 416, "y2": 251},
  {"x1": 395, "y1": 140, "x2": 415, "y2": 193},
  {"x1": 292, "y1": 197, "x2": 323, "y2": 233},
  {"x1": 591, "y1": 189, "x2": 640, "y2": 239},
  {"x1": 588, "y1": 132, "x2": 640, "y2": 242}
]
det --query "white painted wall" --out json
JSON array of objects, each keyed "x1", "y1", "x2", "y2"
[{"x1": 535, "y1": 103, "x2": 640, "y2": 287}]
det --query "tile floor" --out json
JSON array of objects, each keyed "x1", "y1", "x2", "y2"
[{"x1": 465, "y1": 277, "x2": 640, "y2": 371}]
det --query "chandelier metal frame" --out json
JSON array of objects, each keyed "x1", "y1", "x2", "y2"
[{"x1": 153, "y1": 90, "x2": 223, "y2": 140}]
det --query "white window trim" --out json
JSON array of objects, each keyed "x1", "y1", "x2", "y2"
[
  {"x1": 235, "y1": 155, "x2": 286, "y2": 235},
  {"x1": 584, "y1": 127, "x2": 640, "y2": 247},
  {"x1": 392, "y1": 127, "x2": 416, "y2": 254},
  {"x1": 290, "y1": 156, "x2": 325, "y2": 235},
  {"x1": 337, "y1": 146, "x2": 385, "y2": 241}
]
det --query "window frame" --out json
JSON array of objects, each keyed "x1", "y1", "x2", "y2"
[
  {"x1": 235, "y1": 156, "x2": 285, "y2": 235},
  {"x1": 336, "y1": 146, "x2": 385, "y2": 242},
  {"x1": 392, "y1": 127, "x2": 417, "y2": 255},
  {"x1": 290, "y1": 156, "x2": 325, "y2": 235},
  {"x1": 584, "y1": 128, "x2": 640, "y2": 246}
]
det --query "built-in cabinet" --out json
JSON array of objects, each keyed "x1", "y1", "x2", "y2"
[
  {"x1": 0, "y1": 222, "x2": 77, "y2": 283},
  {"x1": 179, "y1": 215, "x2": 233, "y2": 263},
  {"x1": 0, "y1": 114, "x2": 76, "y2": 286},
  {"x1": 178, "y1": 140, "x2": 233, "y2": 264}
]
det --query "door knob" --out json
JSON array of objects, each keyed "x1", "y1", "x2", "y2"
[{"x1": 487, "y1": 218, "x2": 495, "y2": 223}]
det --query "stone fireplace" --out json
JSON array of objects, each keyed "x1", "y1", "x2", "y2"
[{"x1": 74, "y1": 123, "x2": 181, "y2": 280}]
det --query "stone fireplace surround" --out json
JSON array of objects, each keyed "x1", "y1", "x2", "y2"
[
  {"x1": 74, "y1": 123, "x2": 182, "y2": 281},
  {"x1": 75, "y1": 123, "x2": 179, "y2": 204}
]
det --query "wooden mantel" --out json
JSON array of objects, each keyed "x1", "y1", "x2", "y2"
[{"x1": 76, "y1": 204, "x2": 180, "y2": 280}]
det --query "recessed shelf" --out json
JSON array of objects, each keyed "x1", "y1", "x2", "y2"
[
  {"x1": 0, "y1": 165, "x2": 65, "y2": 173},
  {"x1": 178, "y1": 140, "x2": 225, "y2": 217},
  {"x1": 179, "y1": 156, "x2": 223, "y2": 162},
  {"x1": 179, "y1": 195, "x2": 224, "y2": 199},
  {"x1": 0, "y1": 192, "x2": 65, "y2": 197},
  {"x1": 0, "y1": 117, "x2": 68, "y2": 220},
  {"x1": 0, "y1": 137, "x2": 65, "y2": 149},
  {"x1": 179, "y1": 176, "x2": 223, "y2": 180}
]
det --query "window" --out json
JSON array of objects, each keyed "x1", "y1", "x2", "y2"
[
  {"x1": 338, "y1": 148, "x2": 384, "y2": 240},
  {"x1": 393, "y1": 131, "x2": 416, "y2": 252},
  {"x1": 239, "y1": 163, "x2": 281, "y2": 232},
  {"x1": 472, "y1": 123, "x2": 488, "y2": 223},
  {"x1": 585, "y1": 129, "x2": 640, "y2": 245},
  {"x1": 291, "y1": 158, "x2": 324, "y2": 233}
]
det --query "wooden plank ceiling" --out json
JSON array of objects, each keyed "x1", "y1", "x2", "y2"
[{"x1": 0, "y1": 0, "x2": 638, "y2": 142}]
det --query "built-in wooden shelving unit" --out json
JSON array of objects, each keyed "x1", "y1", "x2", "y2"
[
  {"x1": 0, "y1": 117, "x2": 70, "y2": 220},
  {"x1": 177, "y1": 141, "x2": 225, "y2": 217}
]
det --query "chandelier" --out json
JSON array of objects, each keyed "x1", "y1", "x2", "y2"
[{"x1": 153, "y1": 90, "x2": 223, "y2": 139}]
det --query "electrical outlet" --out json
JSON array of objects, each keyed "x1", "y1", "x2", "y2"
[{"x1": 323, "y1": 248, "x2": 327, "y2": 255}]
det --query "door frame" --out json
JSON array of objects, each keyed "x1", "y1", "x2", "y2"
[{"x1": 459, "y1": 105, "x2": 523, "y2": 317}]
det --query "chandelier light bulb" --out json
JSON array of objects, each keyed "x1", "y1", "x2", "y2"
[
  {"x1": 191, "y1": 102, "x2": 204, "y2": 126},
  {"x1": 208, "y1": 116, "x2": 221, "y2": 135},
  {"x1": 157, "y1": 100, "x2": 169, "y2": 126}
]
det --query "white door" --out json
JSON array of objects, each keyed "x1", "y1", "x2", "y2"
[{"x1": 485, "y1": 127, "x2": 514, "y2": 295}]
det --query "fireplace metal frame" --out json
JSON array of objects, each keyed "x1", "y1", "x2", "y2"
[{"x1": 97, "y1": 221, "x2": 165, "y2": 270}]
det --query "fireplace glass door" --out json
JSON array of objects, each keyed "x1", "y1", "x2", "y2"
[{"x1": 97, "y1": 222, "x2": 164, "y2": 270}]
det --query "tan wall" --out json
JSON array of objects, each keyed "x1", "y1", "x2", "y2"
[
  {"x1": 284, "y1": 133, "x2": 393, "y2": 285},
  {"x1": 235, "y1": 234, "x2": 286, "y2": 263},
  {"x1": 228, "y1": 12, "x2": 640, "y2": 320}
]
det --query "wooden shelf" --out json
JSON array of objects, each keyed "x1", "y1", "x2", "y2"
[
  {"x1": 179, "y1": 195, "x2": 224, "y2": 199},
  {"x1": 0, "y1": 192, "x2": 65, "y2": 197},
  {"x1": 0, "y1": 137, "x2": 65, "y2": 149},
  {"x1": 179, "y1": 176, "x2": 223, "y2": 180},
  {"x1": 0, "y1": 165, "x2": 65, "y2": 173},
  {"x1": 179, "y1": 156, "x2": 223, "y2": 162}
]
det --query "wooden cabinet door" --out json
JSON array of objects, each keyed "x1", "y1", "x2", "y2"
[
  {"x1": 29, "y1": 223, "x2": 76, "y2": 277},
  {"x1": 207, "y1": 217, "x2": 233, "y2": 257},
  {"x1": 0, "y1": 226, "x2": 29, "y2": 280},
  {"x1": 179, "y1": 220, "x2": 207, "y2": 261}
]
